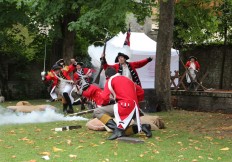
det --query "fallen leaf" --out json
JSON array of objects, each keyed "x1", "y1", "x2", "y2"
[
  {"x1": 152, "y1": 150, "x2": 160, "y2": 154},
  {"x1": 90, "y1": 143, "x2": 98, "y2": 147},
  {"x1": 194, "y1": 147, "x2": 201, "y2": 150},
  {"x1": 69, "y1": 154, "x2": 77, "y2": 158},
  {"x1": 204, "y1": 136, "x2": 213, "y2": 141},
  {"x1": 53, "y1": 146, "x2": 63, "y2": 152},
  {"x1": 19, "y1": 137, "x2": 29, "y2": 141},
  {"x1": 139, "y1": 154, "x2": 144, "y2": 157},
  {"x1": 5, "y1": 145, "x2": 13, "y2": 149},
  {"x1": 9, "y1": 130, "x2": 16, "y2": 134},
  {"x1": 155, "y1": 137, "x2": 162, "y2": 141},
  {"x1": 177, "y1": 141, "x2": 183, "y2": 146},
  {"x1": 208, "y1": 157, "x2": 214, "y2": 160},
  {"x1": 198, "y1": 156, "x2": 203, "y2": 159},
  {"x1": 29, "y1": 160, "x2": 37, "y2": 162},
  {"x1": 39, "y1": 152, "x2": 51, "y2": 156},
  {"x1": 79, "y1": 140, "x2": 85, "y2": 143},
  {"x1": 11, "y1": 155, "x2": 16, "y2": 158},
  {"x1": 35, "y1": 128, "x2": 41, "y2": 132},
  {"x1": 192, "y1": 159, "x2": 198, "y2": 162},
  {"x1": 67, "y1": 140, "x2": 72, "y2": 145},
  {"x1": 220, "y1": 147, "x2": 229, "y2": 151},
  {"x1": 27, "y1": 140, "x2": 35, "y2": 144},
  {"x1": 76, "y1": 145, "x2": 84, "y2": 149},
  {"x1": 114, "y1": 152, "x2": 118, "y2": 156}
]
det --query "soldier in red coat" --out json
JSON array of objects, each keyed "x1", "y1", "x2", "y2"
[
  {"x1": 185, "y1": 56, "x2": 200, "y2": 89},
  {"x1": 73, "y1": 62, "x2": 93, "y2": 84},
  {"x1": 73, "y1": 62, "x2": 93, "y2": 110},
  {"x1": 93, "y1": 67, "x2": 152, "y2": 140},
  {"x1": 41, "y1": 59, "x2": 77, "y2": 113},
  {"x1": 101, "y1": 52, "x2": 153, "y2": 87}
]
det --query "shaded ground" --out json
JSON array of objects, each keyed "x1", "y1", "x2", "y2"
[{"x1": 164, "y1": 110, "x2": 232, "y2": 138}]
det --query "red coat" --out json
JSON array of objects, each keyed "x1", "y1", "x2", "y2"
[
  {"x1": 102, "y1": 58, "x2": 150, "y2": 87},
  {"x1": 185, "y1": 61, "x2": 200, "y2": 71},
  {"x1": 82, "y1": 84, "x2": 104, "y2": 107},
  {"x1": 101, "y1": 74, "x2": 142, "y2": 130},
  {"x1": 44, "y1": 64, "x2": 76, "y2": 88}
]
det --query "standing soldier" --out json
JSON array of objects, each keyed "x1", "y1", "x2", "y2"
[
  {"x1": 100, "y1": 52, "x2": 153, "y2": 87},
  {"x1": 73, "y1": 62, "x2": 93, "y2": 110},
  {"x1": 185, "y1": 56, "x2": 200, "y2": 90},
  {"x1": 41, "y1": 59, "x2": 77, "y2": 113}
]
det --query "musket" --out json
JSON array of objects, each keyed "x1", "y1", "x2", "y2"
[
  {"x1": 66, "y1": 109, "x2": 94, "y2": 117},
  {"x1": 174, "y1": 46, "x2": 207, "y2": 90},
  {"x1": 93, "y1": 29, "x2": 109, "y2": 84}
]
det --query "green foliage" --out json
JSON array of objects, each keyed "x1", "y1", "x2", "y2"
[{"x1": 174, "y1": 0, "x2": 232, "y2": 47}]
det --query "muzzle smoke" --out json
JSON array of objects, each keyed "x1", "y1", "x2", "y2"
[{"x1": 0, "y1": 106, "x2": 88, "y2": 125}]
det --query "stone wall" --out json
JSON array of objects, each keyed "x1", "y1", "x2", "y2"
[
  {"x1": 180, "y1": 45, "x2": 232, "y2": 89},
  {"x1": 143, "y1": 89, "x2": 232, "y2": 113},
  {"x1": 171, "y1": 90, "x2": 232, "y2": 114}
]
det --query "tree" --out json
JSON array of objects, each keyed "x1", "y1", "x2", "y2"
[
  {"x1": 155, "y1": 0, "x2": 175, "y2": 111},
  {"x1": 25, "y1": 0, "x2": 156, "y2": 63},
  {"x1": 174, "y1": 0, "x2": 232, "y2": 47}
]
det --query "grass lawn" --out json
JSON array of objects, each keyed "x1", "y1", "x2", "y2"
[{"x1": 0, "y1": 100, "x2": 231, "y2": 162}]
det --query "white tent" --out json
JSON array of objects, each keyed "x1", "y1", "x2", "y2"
[{"x1": 88, "y1": 32, "x2": 179, "y2": 89}]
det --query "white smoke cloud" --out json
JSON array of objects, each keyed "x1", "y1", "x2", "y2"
[{"x1": 0, "y1": 106, "x2": 88, "y2": 125}]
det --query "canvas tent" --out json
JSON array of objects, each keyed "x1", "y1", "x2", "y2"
[{"x1": 88, "y1": 32, "x2": 179, "y2": 89}]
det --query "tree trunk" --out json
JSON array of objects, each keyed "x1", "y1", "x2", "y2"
[
  {"x1": 60, "y1": 9, "x2": 80, "y2": 64},
  {"x1": 155, "y1": 0, "x2": 175, "y2": 111}
]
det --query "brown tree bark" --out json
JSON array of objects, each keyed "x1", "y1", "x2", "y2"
[
  {"x1": 60, "y1": 8, "x2": 80, "y2": 64},
  {"x1": 155, "y1": 0, "x2": 175, "y2": 111}
]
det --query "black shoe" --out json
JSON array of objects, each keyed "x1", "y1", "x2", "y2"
[
  {"x1": 108, "y1": 128, "x2": 125, "y2": 140},
  {"x1": 142, "y1": 124, "x2": 152, "y2": 138},
  {"x1": 81, "y1": 104, "x2": 86, "y2": 110},
  {"x1": 67, "y1": 109, "x2": 74, "y2": 114}
]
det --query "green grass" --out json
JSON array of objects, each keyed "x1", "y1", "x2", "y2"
[{"x1": 0, "y1": 100, "x2": 231, "y2": 162}]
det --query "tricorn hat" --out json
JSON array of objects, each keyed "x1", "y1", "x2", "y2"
[
  {"x1": 56, "y1": 59, "x2": 65, "y2": 67},
  {"x1": 76, "y1": 62, "x2": 84, "y2": 66},
  {"x1": 189, "y1": 56, "x2": 197, "y2": 60},
  {"x1": 52, "y1": 64, "x2": 62, "y2": 70},
  {"x1": 115, "y1": 52, "x2": 129, "y2": 63}
]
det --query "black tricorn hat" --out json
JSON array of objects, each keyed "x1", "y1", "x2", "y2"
[
  {"x1": 76, "y1": 62, "x2": 84, "y2": 66},
  {"x1": 52, "y1": 64, "x2": 62, "y2": 70},
  {"x1": 189, "y1": 56, "x2": 197, "y2": 60},
  {"x1": 56, "y1": 59, "x2": 65, "y2": 66},
  {"x1": 115, "y1": 52, "x2": 129, "y2": 63}
]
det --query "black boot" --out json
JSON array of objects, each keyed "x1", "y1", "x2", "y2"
[
  {"x1": 67, "y1": 108, "x2": 74, "y2": 114},
  {"x1": 105, "y1": 119, "x2": 125, "y2": 140},
  {"x1": 105, "y1": 119, "x2": 117, "y2": 130},
  {"x1": 142, "y1": 124, "x2": 152, "y2": 138},
  {"x1": 108, "y1": 127, "x2": 125, "y2": 140},
  {"x1": 81, "y1": 103, "x2": 86, "y2": 110},
  {"x1": 63, "y1": 92, "x2": 74, "y2": 114},
  {"x1": 63, "y1": 103, "x2": 68, "y2": 114}
]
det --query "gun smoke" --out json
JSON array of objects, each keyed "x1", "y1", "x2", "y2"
[{"x1": 0, "y1": 106, "x2": 88, "y2": 125}]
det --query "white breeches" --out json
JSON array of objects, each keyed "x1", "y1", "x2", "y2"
[{"x1": 186, "y1": 69, "x2": 196, "y2": 83}]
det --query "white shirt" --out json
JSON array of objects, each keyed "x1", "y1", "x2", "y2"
[{"x1": 122, "y1": 64, "x2": 132, "y2": 80}]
